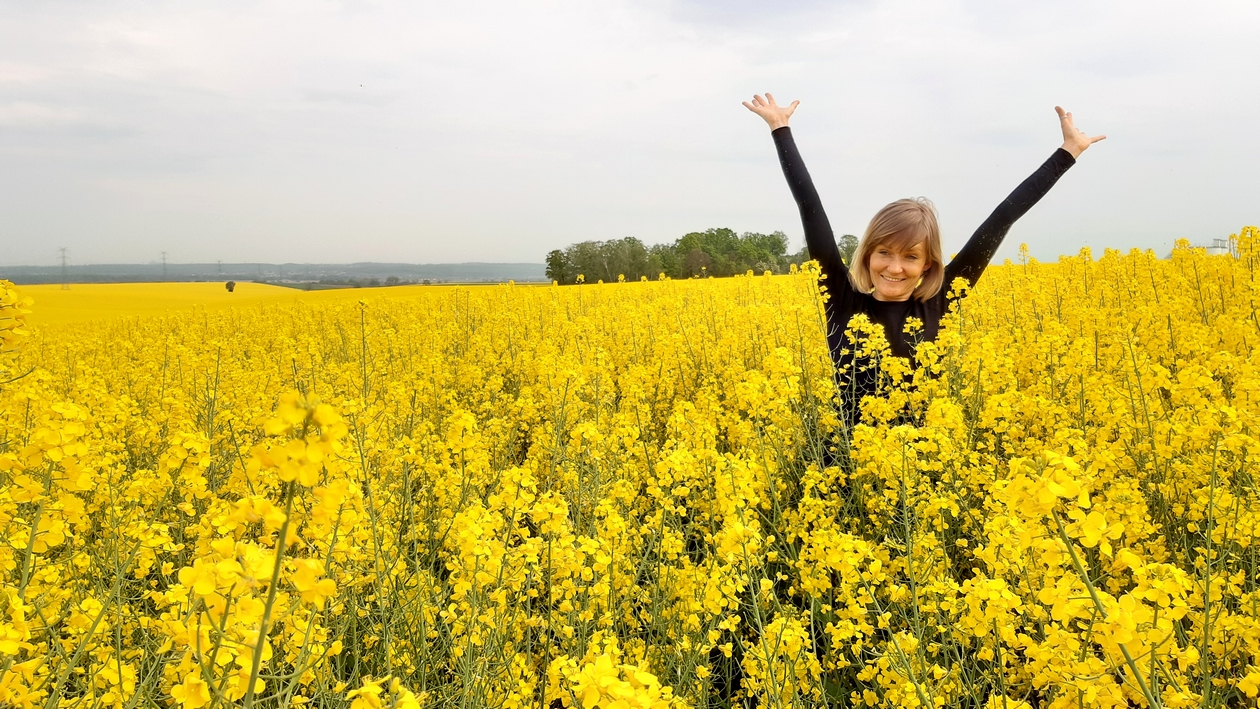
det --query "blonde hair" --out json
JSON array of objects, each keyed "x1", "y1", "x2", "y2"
[{"x1": 848, "y1": 197, "x2": 944, "y2": 301}]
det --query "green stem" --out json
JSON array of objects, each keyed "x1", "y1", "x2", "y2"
[
  {"x1": 244, "y1": 480, "x2": 297, "y2": 708},
  {"x1": 1052, "y1": 512, "x2": 1162, "y2": 709}
]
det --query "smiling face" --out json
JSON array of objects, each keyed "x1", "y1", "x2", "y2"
[
  {"x1": 867, "y1": 240, "x2": 930, "y2": 302},
  {"x1": 849, "y1": 198, "x2": 945, "y2": 302}
]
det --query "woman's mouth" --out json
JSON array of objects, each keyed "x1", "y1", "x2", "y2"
[{"x1": 880, "y1": 274, "x2": 906, "y2": 283}]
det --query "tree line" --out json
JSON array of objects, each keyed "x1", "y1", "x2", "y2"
[{"x1": 544, "y1": 228, "x2": 859, "y2": 284}]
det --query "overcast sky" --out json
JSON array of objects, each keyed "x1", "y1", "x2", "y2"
[{"x1": 1, "y1": 0, "x2": 1257, "y2": 266}]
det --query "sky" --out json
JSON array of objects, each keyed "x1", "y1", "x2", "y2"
[{"x1": 1, "y1": 0, "x2": 1257, "y2": 266}]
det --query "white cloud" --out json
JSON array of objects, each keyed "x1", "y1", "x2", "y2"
[
  {"x1": 0, "y1": 101, "x2": 81, "y2": 126},
  {"x1": 0, "y1": 62, "x2": 49, "y2": 84},
  {"x1": 0, "y1": 0, "x2": 1256, "y2": 265}
]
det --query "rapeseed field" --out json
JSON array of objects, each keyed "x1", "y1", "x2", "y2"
[
  {"x1": 18, "y1": 282, "x2": 488, "y2": 327},
  {"x1": 2, "y1": 229, "x2": 1259, "y2": 708}
]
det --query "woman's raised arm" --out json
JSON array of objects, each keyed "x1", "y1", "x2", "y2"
[
  {"x1": 743, "y1": 94, "x2": 848, "y2": 280},
  {"x1": 945, "y1": 107, "x2": 1105, "y2": 289}
]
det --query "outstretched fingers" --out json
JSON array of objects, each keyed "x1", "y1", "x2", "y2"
[
  {"x1": 744, "y1": 92, "x2": 799, "y2": 129},
  {"x1": 1054, "y1": 105, "x2": 1105, "y2": 157}
]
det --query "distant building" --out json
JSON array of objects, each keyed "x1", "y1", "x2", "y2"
[{"x1": 1202, "y1": 238, "x2": 1236, "y2": 257}]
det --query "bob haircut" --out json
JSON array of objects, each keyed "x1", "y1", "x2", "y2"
[{"x1": 847, "y1": 197, "x2": 945, "y2": 301}]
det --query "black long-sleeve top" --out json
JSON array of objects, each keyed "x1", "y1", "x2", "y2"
[{"x1": 772, "y1": 127, "x2": 1074, "y2": 416}]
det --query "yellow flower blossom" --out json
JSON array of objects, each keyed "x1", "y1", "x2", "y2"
[
  {"x1": 170, "y1": 673, "x2": 211, "y2": 708},
  {"x1": 291, "y1": 559, "x2": 337, "y2": 608}
]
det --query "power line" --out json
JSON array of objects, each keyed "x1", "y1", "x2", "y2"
[
  {"x1": 59, "y1": 247, "x2": 69, "y2": 290},
  {"x1": 160, "y1": 251, "x2": 168, "y2": 280}
]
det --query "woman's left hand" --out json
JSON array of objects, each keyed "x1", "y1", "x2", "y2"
[{"x1": 1056, "y1": 106, "x2": 1106, "y2": 158}]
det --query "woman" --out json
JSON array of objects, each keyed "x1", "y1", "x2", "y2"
[{"x1": 744, "y1": 93, "x2": 1105, "y2": 422}]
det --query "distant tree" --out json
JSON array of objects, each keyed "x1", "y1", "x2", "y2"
[
  {"x1": 547, "y1": 227, "x2": 814, "y2": 283},
  {"x1": 648, "y1": 243, "x2": 679, "y2": 279},
  {"x1": 548, "y1": 238, "x2": 654, "y2": 283},
  {"x1": 838, "y1": 234, "x2": 860, "y2": 264},
  {"x1": 545, "y1": 249, "x2": 572, "y2": 284},
  {"x1": 608, "y1": 237, "x2": 650, "y2": 280},
  {"x1": 385, "y1": 276, "x2": 400, "y2": 286},
  {"x1": 741, "y1": 230, "x2": 788, "y2": 258},
  {"x1": 568, "y1": 241, "x2": 603, "y2": 283},
  {"x1": 683, "y1": 248, "x2": 713, "y2": 277},
  {"x1": 676, "y1": 228, "x2": 736, "y2": 276},
  {"x1": 733, "y1": 230, "x2": 789, "y2": 274}
]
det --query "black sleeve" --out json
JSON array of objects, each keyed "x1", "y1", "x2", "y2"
[
  {"x1": 945, "y1": 148, "x2": 1076, "y2": 288},
  {"x1": 772, "y1": 127, "x2": 847, "y2": 282}
]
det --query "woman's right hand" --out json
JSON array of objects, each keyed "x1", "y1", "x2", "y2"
[{"x1": 743, "y1": 93, "x2": 799, "y2": 130}]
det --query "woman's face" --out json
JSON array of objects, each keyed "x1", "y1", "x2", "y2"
[{"x1": 868, "y1": 240, "x2": 929, "y2": 301}]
